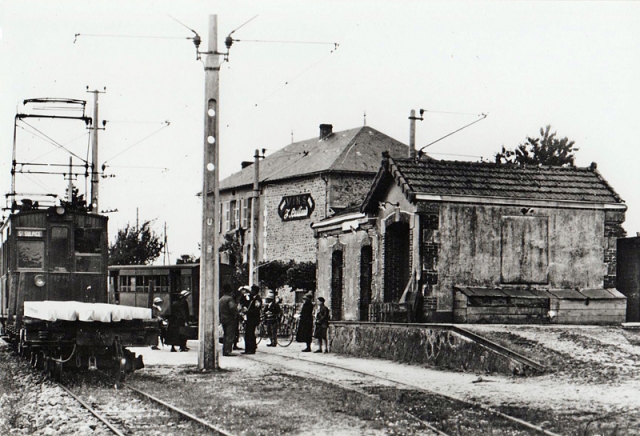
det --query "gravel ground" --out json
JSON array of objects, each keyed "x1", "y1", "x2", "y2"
[
  {"x1": 0, "y1": 343, "x2": 111, "y2": 436},
  {"x1": 3, "y1": 325, "x2": 640, "y2": 435}
]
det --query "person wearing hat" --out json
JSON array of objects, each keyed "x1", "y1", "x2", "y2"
[
  {"x1": 150, "y1": 297, "x2": 165, "y2": 350},
  {"x1": 313, "y1": 297, "x2": 331, "y2": 353},
  {"x1": 295, "y1": 291, "x2": 314, "y2": 352},
  {"x1": 165, "y1": 290, "x2": 191, "y2": 352},
  {"x1": 263, "y1": 290, "x2": 281, "y2": 347},
  {"x1": 242, "y1": 285, "x2": 262, "y2": 354},
  {"x1": 219, "y1": 284, "x2": 239, "y2": 356}
]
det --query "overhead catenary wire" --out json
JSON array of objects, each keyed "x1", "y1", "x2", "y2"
[
  {"x1": 74, "y1": 33, "x2": 190, "y2": 43},
  {"x1": 103, "y1": 121, "x2": 170, "y2": 164},
  {"x1": 418, "y1": 113, "x2": 488, "y2": 153},
  {"x1": 254, "y1": 47, "x2": 338, "y2": 107},
  {"x1": 17, "y1": 120, "x2": 88, "y2": 163}
]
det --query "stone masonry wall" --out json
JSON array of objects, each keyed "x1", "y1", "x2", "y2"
[
  {"x1": 262, "y1": 176, "x2": 328, "y2": 262},
  {"x1": 330, "y1": 173, "x2": 376, "y2": 210},
  {"x1": 329, "y1": 322, "x2": 532, "y2": 376}
]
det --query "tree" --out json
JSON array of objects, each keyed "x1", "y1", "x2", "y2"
[
  {"x1": 494, "y1": 125, "x2": 578, "y2": 167},
  {"x1": 109, "y1": 220, "x2": 164, "y2": 265},
  {"x1": 176, "y1": 254, "x2": 199, "y2": 264},
  {"x1": 287, "y1": 261, "x2": 317, "y2": 292},
  {"x1": 259, "y1": 260, "x2": 293, "y2": 291}
]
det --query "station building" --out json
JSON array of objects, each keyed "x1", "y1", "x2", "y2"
[
  {"x1": 312, "y1": 154, "x2": 628, "y2": 324},
  {"x1": 218, "y1": 124, "x2": 409, "y2": 285}
]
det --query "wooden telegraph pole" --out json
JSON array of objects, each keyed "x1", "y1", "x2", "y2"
[{"x1": 199, "y1": 15, "x2": 221, "y2": 371}]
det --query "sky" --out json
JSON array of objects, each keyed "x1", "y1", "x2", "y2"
[{"x1": 1, "y1": 0, "x2": 639, "y2": 262}]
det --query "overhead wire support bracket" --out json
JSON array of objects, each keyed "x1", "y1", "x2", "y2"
[{"x1": 418, "y1": 112, "x2": 488, "y2": 156}]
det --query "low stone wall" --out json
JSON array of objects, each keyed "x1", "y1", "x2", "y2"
[{"x1": 329, "y1": 322, "x2": 530, "y2": 376}]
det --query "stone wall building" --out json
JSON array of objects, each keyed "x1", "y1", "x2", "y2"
[
  {"x1": 313, "y1": 154, "x2": 628, "y2": 324},
  {"x1": 218, "y1": 124, "x2": 408, "y2": 298}
]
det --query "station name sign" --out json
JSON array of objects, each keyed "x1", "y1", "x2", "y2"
[{"x1": 278, "y1": 193, "x2": 315, "y2": 221}]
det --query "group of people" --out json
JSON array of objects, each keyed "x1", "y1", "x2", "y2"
[
  {"x1": 218, "y1": 284, "x2": 331, "y2": 356},
  {"x1": 151, "y1": 285, "x2": 332, "y2": 356},
  {"x1": 150, "y1": 289, "x2": 192, "y2": 353},
  {"x1": 295, "y1": 292, "x2": 330, "y2": 353}
]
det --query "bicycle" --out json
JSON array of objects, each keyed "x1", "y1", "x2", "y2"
[
  {"x1": 255, "y1": 319, "x2": 268, "y2": 345},
  {"x1": 276, "y1": 314, "x2": 298, "y2": 347}
]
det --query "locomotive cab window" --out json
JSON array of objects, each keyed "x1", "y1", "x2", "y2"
[
  {"x1": 49, "y1": 226, "x2": 71, "y2": 272},
  {"x1": 75, "y1": 228, "x2": 102, "y2": 253},
  {"x1": 75, "y1": 227, "x2": 103, "y2": 273},
  {"x1": 16, "y1": 228, "x2": 45, "y2": 270},
  {"x1": 17, "y1": 240, "x2": 44, "y2": 270}
]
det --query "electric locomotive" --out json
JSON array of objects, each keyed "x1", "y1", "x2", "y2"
[{"x1": 0, "y1": 201, "x2": 159, "y2": 380}]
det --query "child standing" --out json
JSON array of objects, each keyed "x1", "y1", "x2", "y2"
[{"x1": 313, "y1": 297, "x2": 330, "y2": 353}]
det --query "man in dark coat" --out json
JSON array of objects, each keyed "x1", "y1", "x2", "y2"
[
  {"x1": 242, "y1": 285, "x2": 262, "y2": 354},
  {"x1": 219, "y1": 284, "x2": 239, "y2": 356},
  {"x1": 296, "y1": 291, "x2": 314, "y2": 352},
  {"x1": 165, "y1": 290, "x2": 191, "y2": 352}
]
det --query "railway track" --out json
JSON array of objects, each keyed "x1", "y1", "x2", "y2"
[
  {"x1": 58, "y1": 374, "x2": 235, "y2": 436},
  {"x1": 244, "y1": 351, "x2": 563, "y2": 436}
]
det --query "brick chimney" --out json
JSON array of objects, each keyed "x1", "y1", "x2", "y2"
[{"x1": 319, "y1": 124, "x2": 333, "y2": 140}]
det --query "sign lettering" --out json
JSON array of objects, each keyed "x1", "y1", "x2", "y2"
[
  {"x1": 17, "y1": 230, "x2": 43, "y2": 238},
  {"x1": 278, "y1": 194, "x2": 315, "y2": 221}
]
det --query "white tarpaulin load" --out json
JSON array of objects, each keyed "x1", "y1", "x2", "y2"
[{"x1": 24, "y1": 301, "x2": 152, "y2": 322}]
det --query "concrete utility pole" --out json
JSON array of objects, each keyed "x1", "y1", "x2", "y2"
[
  {"x1": 87, "y1": 88, "x2": 106, "y2": 211},
  {"x1": 408, "y1": 109, "x2": 424, "y2": 159},
  {"x1": 199, "y1": 15, "x2": 221, "y2": 371},
  {"x1": 249, "y1": 149, "x2": 261, "y2": 287}
]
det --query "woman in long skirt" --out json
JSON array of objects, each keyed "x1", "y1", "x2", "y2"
[{"x1": 295, "y1": 292, "x2": 314, "y2": 352}]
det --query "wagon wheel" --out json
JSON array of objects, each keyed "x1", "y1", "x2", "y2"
[
  {"x1": 52, "y1": 361, "x2": 62, "y2": 382},
  {"x1": 17, "y1": 330, "x2": 27, "y2": 359},
  {"x1": 34, "y1": 351, "x2": 44, "y2": 370}
]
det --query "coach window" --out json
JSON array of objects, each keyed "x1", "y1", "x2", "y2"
[
  {"x1": 119, "y1": 276, "x2": 133, "y2": 292},
  {"x1": 135, "y1": 276, "x2": 151, "y2": 293}
]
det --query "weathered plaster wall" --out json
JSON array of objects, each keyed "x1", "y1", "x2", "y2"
[
  {"x1": 316, "y1": 227, "x2": 376, "y2": 321},
  {"x1": 436, "y1": 203, "x2": 610, "y2": 312}
]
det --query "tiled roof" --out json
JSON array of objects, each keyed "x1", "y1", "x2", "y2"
[
  {"x1": 391, "y1": 158, "x2": 624, "y2": 203},
  {"x1": 220, "y1": 126, "x2": 408, "y2": 190}
]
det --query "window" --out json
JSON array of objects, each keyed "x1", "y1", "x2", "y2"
[
  {"x1": 224, "y1": 202, "x2": 230, "y2": 232},
  {"x1": 50, "y1": 226, "x2": 70, "y2": 271},
  {"x1": 119, "y1": 276, "x2": 133, "y2": 292},
  {"x1": 17, "y1": 240, "x2": 44, "y2": 269},
  {"x1": 501, "y1": 216, "x2": 549, "y2": 284},
  {"x1": 135, "y1": 276, "x2": 151, "y2": 293},
  {"x1": 233, "y1": 200, "x2": 240, "y2": 230},
  {"x1": 75, "y1": 228, "x2": 102, "y2": 253},
  {"x1": 241, "y1": 198, "x2": 251, "y2": 229},
  {"x1": 331, "y1": 250, "x2": 344, "y2": 321},
  {"x1": 155, "y1": 275, "x2": 170, "y2": 293}
]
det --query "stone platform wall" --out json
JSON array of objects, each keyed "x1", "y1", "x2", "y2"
[{"x1": 329, "y1": 322, "x2": 532, "y2": 376}]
